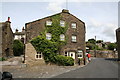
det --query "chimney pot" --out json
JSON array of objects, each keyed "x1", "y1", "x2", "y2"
[
  {"x1": 16, "y1": 29, "x2": 18, "y2": 32},
  {"x1": 8, "y1": 17, "x2": 10, "y2": 22}
]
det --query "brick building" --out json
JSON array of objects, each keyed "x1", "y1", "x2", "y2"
[
  {"x1": 116, "y1": 27, "x2": 120, "y2": 60},
  {"x1": 25, "y1": 9, "x2": 86, "y2": 64},
  {"x1": 0, "y1": 17, "x2": 14, "y2": 58}
]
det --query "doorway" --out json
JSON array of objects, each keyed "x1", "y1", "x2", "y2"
[{"x1": 69, "y1": 52, "x2": 75, "y2": 59}]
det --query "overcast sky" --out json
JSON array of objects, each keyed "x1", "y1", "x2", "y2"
[{"x1": 0, "y1": 0, "x2": 119, "y2": 42}]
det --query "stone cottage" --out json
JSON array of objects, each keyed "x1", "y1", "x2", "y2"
[
  {"x1": 116, "y1": 27, "x2": 120, "y2": 60},
  {"x1": 0, "y1": 17, "x2": 14, "y2": 58},
  {"x1": 14, "y1": 27, "x2": 25, "y2": 44},
  {"x1": 25, "y1": 9, "x2": 86, "y2": 64}
]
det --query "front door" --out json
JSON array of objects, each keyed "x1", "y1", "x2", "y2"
[{"x1": 69, "y1": 52, "x2": 75, "y2": 59}]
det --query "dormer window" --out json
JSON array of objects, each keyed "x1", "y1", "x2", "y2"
[
  {"x1": 46, "y1": 21, "x2": 52, "y2": 26},
  {"x1": 71, "y1": 23, "x2": 77, "y2": 28},
  {"x1": 60, "y1": 34, "x2": 65, "y2": 41},
  {"x1": 60, "y1": 20, "x2": 65, "y2": 27},
  {"x1": 72, "y1": 35, "x2": 77, "y2": 42},
  {"x1": 46, "y1": 33, "x2": 52, "y2": 40}
]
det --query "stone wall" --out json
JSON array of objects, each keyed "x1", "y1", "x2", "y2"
[
  {"x1": 25, "y1": 43, "x2": 45, "y2": 65},
  {"x1": 0, "y1": 23, "x2": 2, "y2": 57},
  {"x1": 0, "y1": 21, "x2": 14, "y2": 58},
  {"x1": 89, "y1": 50, "x2": 118, "y2": 58},
  {"x1": 116, "y1": 28, "x2": 120, "y2": 60},
  {"x1": 25, "y1": 10, "x2": 86, "y2": 64}
]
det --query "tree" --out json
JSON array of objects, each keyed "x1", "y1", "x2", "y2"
[
  {"x1": 108, "y1": 43, "x2": 117, "y2": 50},
  {"x1": 13, "y1": 40, "x2": 24, "y2": 56},
  {"x1": 96, "y1": 40, "x2": 103, "y2": 43},
  {"x1": 88, "y1": 39, "x2": 96, "y2": 44},
  {"x1": 86, "y1": 43, "x2": 97, "y2": 50}
]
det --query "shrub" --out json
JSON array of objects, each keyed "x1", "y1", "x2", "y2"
[
  {"x1": 55, "y1": 55, "x2": 74, "y2": 66},
  {"x1": 108, "y1": 43, "x2": 117, "y2": 50},
  {"x1": 13, "y1": 40, "x2": 24, "y2": 56},
  {"x1": 0, "y1": 57, "x2": 6, "y2": 61}
]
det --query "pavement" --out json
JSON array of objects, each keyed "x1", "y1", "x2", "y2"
[
  {"x1": 53, "y1": 58, "x2": 119, "y2": 78},
  {"x1": 1, "y1": 62, "x2": 85, "y2": 78},
  {"x1": 1, "y1": 57, "x2": 119, "y2": 79}
]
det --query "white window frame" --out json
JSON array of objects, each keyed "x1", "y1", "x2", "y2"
[
  {"x1": 64, "y1": 52, "x2": 68, "y2": 56},
  {"x1": 35, "y1": 52, "x2": 42, "y2": 59},
  {"x1": 78, "y1": 50, "x2": 83, "y2": 58},
  {"x1": 46, "y1": 21, "x2": 52, "y2": 26},
  {"x1": 46, "y1": 33, "x2": 52, "y2": 40},
  {"x1": 60, "y1": 20, "x2": 65, "y2": 27},
  {"x1": 60, "y1": 34, "x2": 65, "y2": 41},
  {"x1": 72, "y1": 35, "x2": 77, "y2": 42},
  {"x1": 71, "y1": 23, "x2": 77, "y2": 28}
]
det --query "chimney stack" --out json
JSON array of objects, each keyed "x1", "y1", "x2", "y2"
[
  {"x1": 8, "y1": 17, "x2": 10, "y2": 22},
  {"x1": 62, "y1": 9, "x2": 69, "y2": 13},
  {"x1": 15, "y1": 29, "x2": 18, "y2": 33},
  {"x1": 22, "y1": 27, "x2": 25, "y2": 32}
]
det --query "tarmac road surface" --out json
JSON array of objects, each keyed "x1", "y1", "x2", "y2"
[{"x1": 53, "y1": 58, "x2": 119, "y2": 78}]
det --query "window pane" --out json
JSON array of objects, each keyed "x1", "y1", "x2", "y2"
[
  {"x1": 72, "y1": 36, "x2": 76, "y2": 42},
  {"x1": 46, "y1": 21, "x2": 52, "y2": 26},
  {"x1": 37, "y1": 52, "x2": 39, "y2": 54},
  {"x1": 60, "y1": 34, "x2": 65, "y2": 41},
  {"x1": 78, "y1": 50, "x2": 83, "y2": 58},
  {"x1": 65, "y1": 52, "x2": 68, "y2": 56},
  {"x1": 36, "y1": 55, "x2": 38, "y2": 58},
  {"x1": 80, "y1": 55, "x2": 82, "y2": 57},
  {"x1": 46, "y1": 33, "x2": 51, "y2": 40},
  {"x1": 71, "y1": 23, "x2": 76, "y2": 28},
  {"x1": 39, "y1": 55, "x2": 41, "y2": 58},
  {"x1": 60, "y1": 20, "x2": 65, "y2": 27}
]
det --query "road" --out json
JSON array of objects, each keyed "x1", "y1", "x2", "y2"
[{"x1": 53, "y1": 58, "x2": 119, "y2": 78}]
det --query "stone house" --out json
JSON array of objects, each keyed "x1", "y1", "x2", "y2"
[
  {"x1": 25, "y1": 9, "x2": 86, "y2": 64},
  {"x1": 14, "y1": 27, "x2": 25, "y2": 44},
  {"x1": 116, "y1": 27, "x2": 120, "y2": 60},
  {"x1": 0, "y1": 17, "x2": 14, "y2": 58}
]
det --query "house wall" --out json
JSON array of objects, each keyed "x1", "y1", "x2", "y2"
[
  {"x1": 1, "y1": 21, "x2": 14, "y2": 58},
  {"x1": 25, "y1": 18, "x2": 47, "y2": 43},
  {"x1": 0, "y1": 23, "x2": 2, "y2": 57},
  {"x1": 116, "y1": 28, "x2": 120, "y2": 60},
  {"x1": 25, "y1": 10, "x2": 86, "y2": 64},
  {"x1": 60, "y1": 13, "x2": 86, "y2": 64}
]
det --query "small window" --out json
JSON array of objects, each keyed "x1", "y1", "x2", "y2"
[
  {"x1": 64, "y1": 52, "x2": 68, "y2": 56},
  {"x1": 60, "y1": 34, "x2": 65, "y2": 41},
  {"x1": 71, "y1": 23, "x2": 77, "y2": 28},
  {"x1": 35, "y1": 52, "x2": 42, "y2": 59},
  {"x1": 78, "y1": 50, "x2": 83, "y2": 58},
  {"x1": 46, "y1": 33, "x2": 52, "y2": 40},
  {"x1": 60, "y1": 20, "x2": 65, "y2": 27},
  {"x1": 72, "y1": 35, "x2": 77, "y2": 42},
  {"x1": 46, "y1": 21, "x2": 52, "y2": 26}
]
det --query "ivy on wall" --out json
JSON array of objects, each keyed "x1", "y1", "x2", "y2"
[{"x1": 30, "y1": 14, "x2": 74, "y2": 66}]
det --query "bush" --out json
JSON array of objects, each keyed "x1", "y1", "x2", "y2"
[
  {"x1": 55, "y1": 55, "x2": 74, "y2": 66},
  {"x1": 108, "y1": 43, "x2": 117, "y2": 50},
  {"x1": 0, "y1": 57, "x2": 6, "y2": 61},
  {"x1": 13, "y1": 40, "x2": 24, "y2": 56}
]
